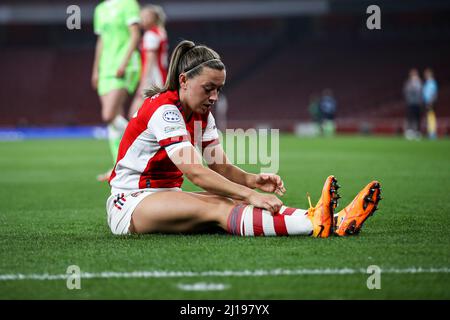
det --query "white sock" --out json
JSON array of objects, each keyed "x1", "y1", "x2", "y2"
[
  {"x1": 107, "y1": 115, "x2": 128, "y2": 139},
  {"x1": 227, "y1": 205, "x2": 313, "y2": 236},
  {"x1": 107, "y1": 115, "x2": 129, "y2": 161},
  {"x1": 112, "y1": 114, "x2": 128, "y2": 131},
  {"x1": 279, "y1": 205, "x2": 308, "y2": 216}
]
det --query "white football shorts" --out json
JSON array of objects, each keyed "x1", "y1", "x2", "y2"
[{"x1": 106, "y1": 188, "x2": 181, "y2": 235}]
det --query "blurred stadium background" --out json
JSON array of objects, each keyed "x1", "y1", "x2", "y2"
[{"x1": 1, "y1": 0, "x2": 449, "y2": 136}]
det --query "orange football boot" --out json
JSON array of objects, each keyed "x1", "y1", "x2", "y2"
[
  {"x1": 307, "y1": 175, "x2": 340, "y2": 238},
  {"x1": 334, "y1": 181, "x2": 382, "y2": 236}
]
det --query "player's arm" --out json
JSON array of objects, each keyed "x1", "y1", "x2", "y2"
[
  {"x1": 117, "y1": 24, "x2": 141, "y2": 77},
  {"x1": 91, "y1": 36, "x2": 102, "y2": 90},
  {"x1": 204, "y1": 143, "x2": 286, "y2": 196},
  {"x1": 167, "y1": 144, "x2": 282, "y2": 213},
  {"x1": 204, "y1": 143, "x2": 251, "y2": 186}
]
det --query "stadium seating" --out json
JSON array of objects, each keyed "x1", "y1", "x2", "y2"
[{"x1": 1, "y1": 10, "x2": 449, "y2": 135}]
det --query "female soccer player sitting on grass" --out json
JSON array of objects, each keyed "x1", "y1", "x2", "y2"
[{"x1": 106, "y1": 40, "x2": 382, "y2": 237}]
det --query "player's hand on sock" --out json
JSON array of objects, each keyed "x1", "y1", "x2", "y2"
[
  {"x1": 247, "y1": 191, "x2": 283, "y2": 214},
  {"x1": 254, "y1": 173, "x2": 286, "y2": 196}
]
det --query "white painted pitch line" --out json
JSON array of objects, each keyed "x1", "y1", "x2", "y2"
[
  {"x1": 177, "y1": 282, "x2": 230, "y2": 291},
  {"x1": 0, "y1": 267, "x2": 449, "y2": 281}
]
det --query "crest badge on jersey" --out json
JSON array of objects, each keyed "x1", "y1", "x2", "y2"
[{"x1": 163, "y1": 110, "x2": 181, "y2": 123}]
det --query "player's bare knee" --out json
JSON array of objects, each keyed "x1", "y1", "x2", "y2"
[{"x1": 102, "y1": 111, "x2": 116, "y2": 123}]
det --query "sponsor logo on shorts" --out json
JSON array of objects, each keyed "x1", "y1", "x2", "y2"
[
  {"x1": 130, "y1": 191, "x2": 144, "y2": 197},
  {"x1": 114, "y1": 193, "x2": 127, "y2": 210}
]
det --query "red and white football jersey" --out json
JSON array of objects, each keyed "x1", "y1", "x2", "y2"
[
  {"x1": 141, "y1": 26, "x2": 168, "y2": 87},
  {"x1": 109, "y1": 90, "x2": 219, "y2": 195}
]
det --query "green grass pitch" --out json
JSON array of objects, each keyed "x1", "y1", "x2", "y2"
[{"x1": 0, "y1": 135, "x2": 449, "y2": 299}]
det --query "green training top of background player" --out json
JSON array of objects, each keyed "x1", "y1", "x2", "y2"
[{"x1": 94, "y1": 0, "x2": 141, "y2": 95}]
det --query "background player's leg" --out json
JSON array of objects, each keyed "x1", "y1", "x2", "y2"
[
  {"x1": 427, "y1": 109, "x2": 437, "y2": 139},
  {"x1": 128, "y1": 89, "x2": 144, "y2": 119},
  {"x1": 100, "y1": 88, "x2": 129, "y2": 161}
]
